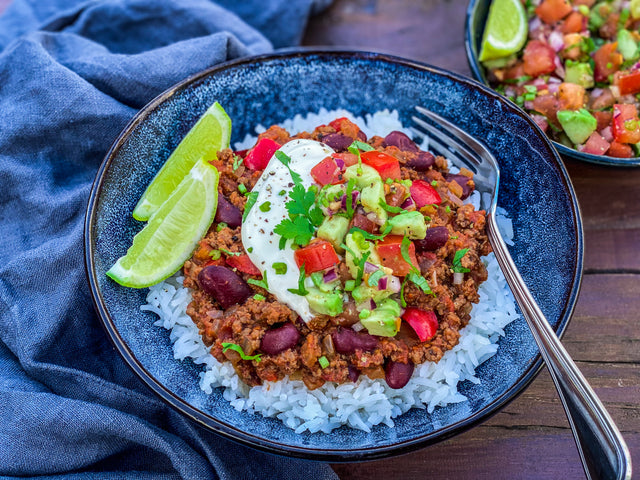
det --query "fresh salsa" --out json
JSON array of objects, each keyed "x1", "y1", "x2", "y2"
[
  {"x1": 484, "y1": 0, "x2": 640, "y2": 157},
  {"x1": 183, "y1": 118, "x2": 490, "y2": 390}
]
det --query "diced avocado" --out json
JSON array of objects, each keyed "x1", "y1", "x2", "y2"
[
  {"x1": 387, "y1": 211, "x2": 427, "y2": 239},
  {"x1": 351, "y1": 282, "x2": 394, "y2": 304},
  {"x1": 617, "y1": 30, "x2": 639, "y2": 61},
  {"x1": 557, "y1": 109, "x2": 597, "y2": 145},
  {"x1": 344, "y1": 164, "x2": 388, "y2": 225},
  {"x1": 632, "y1": 0, "x2": 640, "y2": 19},
  {"x1": 344, "y1": 164, "x2": 380, "y2": 189},
  {"x1": 564, "y1": 61, "x2": 594, "y2": 89},
  {"x1": 344, "y1": 233, "x2": 381, "y2": 278},
  {"x1": 317, "y1": 215, "x2": 350, "y2": 252},
  {"x1": 359, "y1": 298, "x2": 401, "y2": 337},
  {"x1": 306, "y1": 287, "x2": 343, "y2": 317}
]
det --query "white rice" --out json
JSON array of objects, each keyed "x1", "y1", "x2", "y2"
[{"x1": 141, "y1": 109, "x2": 520, "y2": 433}]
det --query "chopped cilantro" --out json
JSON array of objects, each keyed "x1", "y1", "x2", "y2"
[
  {"x1": 345, "y1": 178, "x2": 356, "y2": 218},
  {"x1": 242, "y1": 191, "x2": 259, "y2": 222},
  {"x1": 367, "y1": 269, "x2": 385, "y2": 287},
  {"x1": 220, "y1": 248, "x2": 241, "y2": 257},
  {"x1": 348, "y1": 140, "x2": 374, "y2": 152},
  {"x1": 253, "y1": 294, "x2": 265, "y2": 301},
  {"x1": 278, "y1": 189, "x2": 286, "y2": 196},
  {"x1": 287, "y1": 264, "x2": 309, "y2": 296},
  {"x1": 378, "y1": 199, "x2": 405, "y2": 214},
  {"x1": 318, "y1": 356, "x2": 330, "y2": 369},
  {"x1": 273, "y1": 262, "x2": 287, "y2": 275},
  {"x1": 221, "y1": 343, "x2": 262, "y2": 362},
  {"x1": 259, "y1": 201, "x2": 271, "y2": 212},
  {"x1": 274, "y1": 215, "x2": 315, "y2": 249},
  {"x1": 452, "y1": 248, "x2": 471, "y2": 273},
  {"x1": 400, "y1": 277, "x2": 408, "y2": 308},
  {"x1": 247, "y1": 270, "x2": 268, "y2": 290},
  {"x1": 431, "y1": 180, "x2": 438, "y2": 187},
  {"x1": 209, "y1": 249, "x2": 221, "y2": 260},
  {"x1": 407, "y1": 271, "x2": 434, "y2": 296},
  {"x1": 342, "y1": 242, "x2": 371, "y2": 286},
  {"x1": 232, "y1": 155, "x2": 244, "y2": 171},
  {"x1": 238, "y1": 183, "x2": 247, "y2": 195},
  {"x1": 401, "y1": 236, "x2": 435, "y2": 295},
  {"x1": 359, "y1": 309, "x2": 371, "y2": 319},
  {"x1": 400, "y1": 236, "x2": 416, "y2": 272},
  {"x1": 274, "y1": 184, "x2": 324, "y2": 248},
  {"x1": 247, "y1": 247, "x2": 253, "y2": 253},
  {"x1": 348, "y1": 225, "x2": 391, "y2": 242},
  {"x1": 216, "y1": 222, "x2": 228, "y2": 232},
  {"x1": 445, "y1": 205, "x2": 451, "y2": 213},
  {"x1": 275, "y1": 150, "x2": 303, "y2": 186}
]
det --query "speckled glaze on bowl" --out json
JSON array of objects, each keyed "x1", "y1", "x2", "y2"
[
  {"x1": 465, "y1": 0, "x2": 640, "y2": 167},
  {"x1": 85, "y1": 49, "x2": 583, "y2": 461}
]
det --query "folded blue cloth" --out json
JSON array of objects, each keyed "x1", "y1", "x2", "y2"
[{"x1": 0, "y1": 1, "x2": 338, "y2": 478}]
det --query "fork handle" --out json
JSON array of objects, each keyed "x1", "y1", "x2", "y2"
[{"x1": 487, "y1": 216, "x2": 632, "y2": 480}]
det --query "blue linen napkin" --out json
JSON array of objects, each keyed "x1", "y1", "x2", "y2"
[{"x1": 0, "y1": 0, "x2": 338, "y2": 478}]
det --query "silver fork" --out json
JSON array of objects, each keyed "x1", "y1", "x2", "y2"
[{"x1": 411, "y1": 106, "x2": 631, "y2": 480}]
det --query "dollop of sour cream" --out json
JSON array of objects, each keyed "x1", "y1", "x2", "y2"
[{"x1": 241, "y1": 139, "x2": 334, "y2": 323}]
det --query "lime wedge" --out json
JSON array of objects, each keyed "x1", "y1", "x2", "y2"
[
  {"x1": 107, "y1": 159, "x2": 219, "y2": 288},
  {"x1": 479, "y1": 0, "x2": 528, "y2": 62},
  {"x1": 132, "y1": 101, "x2": 230, "y2": 221}
]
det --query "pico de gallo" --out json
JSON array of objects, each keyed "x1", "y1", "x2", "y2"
[
  {"x1": 183, "y1": 117, "x2": 490, "y2": 390},
  {"x1": 484, "y1": 0, "x2": 640, "y2": 157}
]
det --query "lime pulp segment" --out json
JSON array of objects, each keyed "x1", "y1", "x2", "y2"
[
  {"x1": 132, "y1": 101, "x2": 230, "y2": 221},
  {"x1": 479, "y1": 0, "x2": 528, "y2": 62},
  {"x1": 107, "y1": 159, "x2": 220, "y2": 288}
]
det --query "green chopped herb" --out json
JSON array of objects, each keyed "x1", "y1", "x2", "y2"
[
  {"x1": 220, "y1": 248, "x2": 242, "y2": 257},
  {"x1": 445, "y1": 205, "x2": 451, "y2": 213},
  {"x1": 400, "y1": 277, "x2": 408, "y2": 308},
  {"x1": 401, "y1": 236, "x2": 434, "y2": 295},
  {"x1": 247, "y1": 270, "x2": 269, "y2": 290},
  {"x1": 238, "y1": 183, "x2": 247, "y2": 195},
  {"x1": 273, "y1": 262, "x2": 287, "y2": 275},
  {"x1": 216, "y1": 222, "x2": 228, "y2": 232},
  {"x1": 450, "y1": 235, "x2": 459, "y2": 240},
  {"x1": 359, "y1": 309, "x2": 371, "y2": 320},
  {"x1": 367, "y1": 269, "x2": 385, "y2": 287},
  {"x1": 344, "y1": 279, "x2": 356, "y2": 291},
  {"x1": 247, "y1": 247, "x2": 253, "y2": 253},
  {"x1": 452, "y1": 248, "x2": 471, "y2": 273},
  {"x1": 232, "y1": 155, "x2": 244, "y2": 171},
  {"x1": 318, "y1": 355, "x2": 330, "y2": 369},
  {"x1": 259, "y1": 201, "x2": 271, "y2": 212},
  {"x1": 351, "y1": 230, "x2": 369, "y2": 250},
  {"x1": 278, "y1": 189, "x2": 286, "y2": 196},
  {"x1": 431, "y1": 180, "x2": 438, "y2": 187},
  {"x1": 378, "y1": 199, "x2": 405, "y2": 214},
  {"x1": 274, "y1": 215, "x2": 314, "y2": 248},
  {"x1": 275, "y1": 150, "x2": 303, "y2": 186},
  {"x1": 523, "y1": 85, "x2": 537, "y2": 94},
  {"x1": 221, "y1": 343, "x2": 262, "y2": 362},
  {"x1": 348, "y1": 225, "x2": 392, "y2": 242},
  {"x1": 407, "y1": 271, "x2": 434, "y2": 296},
  {"x1": 345, "y1": 178, "x2": 356, "y2": 218},
  {"x1": 343, "y1": 241, "x2": 371, "y2": 286},
  {"x1": 400, "y1": 236, "x2": 416, "y2": 272},
  {"x1": 209, "y1": 249, "x2": 221, "y2": 260},
  {"x1": 310, "y1": 271, "x2": 324, "y2": 288},
  {"x1": 242, "y1": 191, "x2": 259, "y2": 222},
  {"x1": 274, "y1": 184, "x2": 324, "y2": 248},
  {"x1": 348, "y1": 140, "x2": 374, "y2": 152},
  {"x1": 287, "y1": 264, "x2": 309, "y2": 296},
  {"x1": 253, "y1": 294, "x2": 265, "y2": 301}
]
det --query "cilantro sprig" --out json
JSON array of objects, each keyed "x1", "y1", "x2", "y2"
[
  {"x1": 242, "y1": 191, "x2": 259, "y2": 222},
  {"x1": 348, "y1": 225, "x2": 392, "y2": 242},
  {"x1": 247, "y1": 270, "x2": 268, "y2": 290},
  {"x1": 273, "y1": 184, "x2": 324, "y2": 249},
  {"x1": 378, "y1": 199, "x2": 405, "y2": 214},
  {"x1": 275, "y1": 150, "x2": 303, "y2": 186},
  {"x1": 452, "y1": 248, "x2": 471, "y2": 273},
  {"x1": 287, "y1": 264, "x2": 309, "y2": 296},
  {"x1": 221, "y1": 343, "x2": 262, "y2": 362},
  {"x1": 401, "y1": 236, "x2": 435, "y2": 296}
]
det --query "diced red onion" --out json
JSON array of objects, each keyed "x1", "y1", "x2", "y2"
[
  {"x1": 364, "y1": 262, "x2": 378, "y2": 274},
  {"x1": 323, "y1": 267, "x2": 338, "y2": 283},
  {"x1": 378, "y1": 276, "x2": 388, "y2": 290},
  {"x1": 446, "y1": 190, "x2": 463, "y2": 207},
  {"x1": 529, "y1": 16, "x2": 542, "y2": 32},
  {"x1": 334, "y1": 157, "x2": 345, "y2": 169},
  {"x1": 548, "y1": 31, "x2": 564, "y2": 52},
  {"x1": 352, "y1": 321, "x2": 365, "y2": 332},
  {"x1": 548, "y1": 76, "x2": 561, "y2": 84},
  {"x1": 530, "y1": 114, "x2": 549, "y2": 133},
  {"x1": 631, "y1": 61, "x2": 640, "y2": 72},
  {"x1": 548, "y1": 82, "x2": 560, "y2": 94},
  {"x1": 453, "y1": 272, "x2": 464, "y2": 285},
  {"x1": 401, "y1": 197, "x2": 415, "y2": 209},
  {"x1": 388, "y1": 276, "x2": 401, "y2": 293},
  {"x1": 601, "y1": 126, "x2": 614, "y2": 142},
  {"x1": 341, "y1": 190, "x2": 360, "y2": 210},
  {"x1": 554, "y1": 56, "x2": 565, "y2": 79},
  {"x1": 532, "y1": 77, "x2": 546, "y2": 88},
  {"x1": 370, "y1": 299, "x2": 376, "y2": 310},
  {"x1": 524, "y1": 100, "x2": 535, "y2": 110}
]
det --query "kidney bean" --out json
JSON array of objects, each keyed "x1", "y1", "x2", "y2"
[
  {"x1": 357, "y1": 130, "x2": 367, "y2": 142},
  {"x1": 347, "y1": 365, "x2": 360, "y2": 382},
  {"x1": 321, "y1": 133, "x2": 354, "y2": 151},
  {"x1": 332, "y1": 328, "x2": 379, "y2": 354},
  {"x1": 385, "y1": 360, "x2": 414, "y2": 389},
  {"x1": 214, "y1": 195, "x2": 242, "y2": 228},
  {"x1": 406, "y1": 151, "x2": 435, "y2": 171},
  {"x1": 414, "y1": 226, "x2": 449, "y2": 252},
  {"x1": 260, "y1": 322, "x2": 300, "y2": 355},
  {"x1": 445, "y1": 173, "x2": 472, "y2": 199},
  {"x1": 383, "y1": 131, "x2": 418, "y2": 152},
  {"x1": 198, "y1": 265, "x2": 252, "y2": 309},
  {"x1": 352, "y1": 211, "x2": 379, "y2": 234}
]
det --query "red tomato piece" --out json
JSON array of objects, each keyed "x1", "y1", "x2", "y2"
[
  {"x1": 557, "y1": 82, "x2": 586, "y2": 111},
  {"x1": 523, "y1": 40, "x2": 557, "y2": 77},
  {"x1": 352, "y1": 212, "x2": 379, "y2": 234},
  {"x1": 535, "y1": 0, "x2": 572, "y2": 24},
  {"x1": 360, "y1": 151, "x2": 402, "y2": 180},
  {"x1": 593, "y1": 42, "x2": 623, "y2": 83},
  {"x1": 376, "y1": 235, "x2": 419, "y2": 277},
  {"x1": 294, "y1": 240, "x2": 339, "y2": 274},
  {"x1": 332, "y1": 152, "x2": 359, "y2": 167},
  {"x1": 329, "y1": 117, "x2": 361, "y2": 138},
  {"x1": 615, "y1": 70, "x2": 640, "y2": 96},
  {"x1": 225, "y1": 254, "x2": 261, "y2": 276},
  {"x1": 607, "y1": 141, "x2": 634, "y2": 158},
  {"x1": 561, "y1": 11, "x2": 587, "y2": 33},
  {"x1": 410, "y1": 179, "x2": 442, "y2": 208},
  {"x1": 402, "y1": 308, "x2": 439, "y2": 342},
  {"x1": 311, "y1": 156, "x2": 344, "y2": 186},
  {"x1": 612, "y1": 104, "x2": 640, "y2": 144},
  {"x1": 244, "y1": 138, "x2": 280, "y2": 170},
  {"x1": 582, "y1": 132, "x2": 610, "y2": 156},
  {"x1": 329, "y1": 117, "x2": 349, "y2": 131},
  {"x1": 532, "y1": 94, "x2": 561, "y2": 129},
  {"x1": 593, "y1": 111, "x2": 613, "y2": 132}
]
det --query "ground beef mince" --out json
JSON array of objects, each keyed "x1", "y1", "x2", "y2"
[{"x1": 184, "y1": 118, "x2": 490, "y2": 390}]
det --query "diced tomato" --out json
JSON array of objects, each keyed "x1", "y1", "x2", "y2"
[
  {"x1": 329, "y1": 117, "x2": 349, "y2": 131},
  {"x1": 607, "y1": 141, "x2": 634, "y2": 158},
  {"x1": 615, "y1": 70, "x2": 640, "y2": 96},
  {"x1": 402, "y1": 308, "x2": 439, "y2": 342},
  {"x1": 582, "y1": 132, "x2": 610, "y2": 155},
  {"x1": 593, "y1": 111, "x2": 613, "y2": 132},
  {"x1": 360, "y1": 150, "x2": 402, "y2": 180},
  {"x1": 244, "y1": 138, "x2": 280, "y2": 170},
  {"x1": 410, "y1": 179, "x2": 442, "y2": 207},
  {"x1": 593, "y1": 42, "x2": 623, "y2": 83},
  {"x1": 329, "y1": 117, "x2": 361, "y2": 139},
  {"x1": 352, "y1": 212, "x2": 379, "y2": 234},
  {"x1": 561, "y1": 11, "x2": 587, "y2": 33},
  {"x1": 523, "y1": 40, "x2": 557, "y2": 77},
  {"x1": 535, "y1": 0, "x2": 572, "y2": 24},
  {"x1": 560, "y1": 33, "x2": 583, "y2": 60},
  {"x1": 225, "y1": 254, "x2": 261, "y2": 276},
  {"x1": 294, "y1": 240, "x2": 339, "y2": 274},
  {"x1": 558, "y1": 83, "x2": 586, "y2": 111},
  {"x1": 376, "y1": 235, "x2": 419, "y2": 277},
  {"x1": 311, "y1": 156, "x2": 344, "y2": 186},
  {"x1": 532, "y1": 94, "x2": 561, "y2": 129},
  {"x1": 612, "y1": 104, "x2": 640, "y2": 144},
  {"x1": 332, "y1": 152, "x2": 359, "y2": 167},
  {"x1": 503, "y1": 61, "x2": 526, "y2": 81}
]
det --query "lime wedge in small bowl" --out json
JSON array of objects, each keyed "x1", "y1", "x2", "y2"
[
  {"x1": 132, "y1": 101, "x2": 230, "y2": 221},
  {"x1": 478, "y1": 0, "x2": 528, "y2": 61},
  {"x1": 107, "y1": 159, "x2": 219, "y2": 288}
]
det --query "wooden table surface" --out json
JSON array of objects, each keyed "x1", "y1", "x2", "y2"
[
  {"x1": 1, "y1": 0, "x2": 636, "y2": 479},
  {"x1": 304, "y1": 1, "x2": 640, "y2": 479}
]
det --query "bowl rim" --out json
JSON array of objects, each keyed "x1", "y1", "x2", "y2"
[
  {"x1": 464, "y1": 0, "x2": 640, "y2": 168},
  {"x1": 84, "y1": 47, "x2": 584, "y2": 461}
]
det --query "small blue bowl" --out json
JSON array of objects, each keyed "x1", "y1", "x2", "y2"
[
  {"x1": 85, "y1": 49, "x2": 583, "y2": 460},
  {"x1": 465, "y1": 0, "x2": 640, "y2": 167}
]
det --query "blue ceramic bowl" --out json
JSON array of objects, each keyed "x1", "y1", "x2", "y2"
[
  {"x1": 465, "y1": 0, "x2": 640, "y2": 167},
  {"x1": 85, "y1": 49, "x2": 583, "y2": 461}
]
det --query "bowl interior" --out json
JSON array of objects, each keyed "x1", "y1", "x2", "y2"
[
  {"x1": 86, "y1": 50, "x2": 583, "y2": 460},
  {"x1": 464, "y1": 0, "x2": 640, "y2": 167}
]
